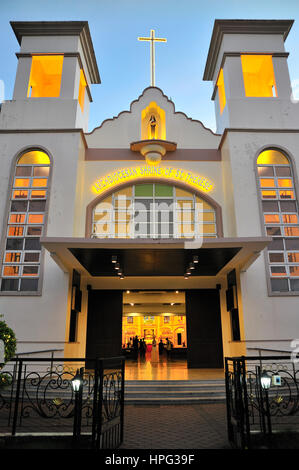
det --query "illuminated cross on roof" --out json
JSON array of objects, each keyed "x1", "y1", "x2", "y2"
[{"x1": 138, "y1": 29, "x2": 167, "y2": 87}]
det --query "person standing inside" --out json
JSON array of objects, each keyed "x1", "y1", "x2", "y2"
[
  {"x1": 166, "y1": 338, "x2": 172, "y2": 360},
  {"x1": 133, "y1": 335, "x2": 139, "y2": 360},
  {"x1": 139, "y1": 338, "x2": 146, "y2": 360},
  {"x1": 159, "y1": 339, "x2": 164, "y2": 356},
  {"x1": 151, "y1": 334, "x2": 159, "y2": 363}
]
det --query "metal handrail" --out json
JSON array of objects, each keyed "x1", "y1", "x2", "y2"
[
  {"x1": 10, "y1": 355, "x2": 126, "y2": 362},
  {"x1": 247, "y1": 347, "x2": 294, "y2": 355},
  {"x1": 15, "y1": 348, "x2": 64, "y2": 357},
  {"x1": 226, "y1": 354, "x2": 294, "y2": 361}
]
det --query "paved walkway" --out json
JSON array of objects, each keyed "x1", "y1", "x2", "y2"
[{"x1": 121, "y1": 403, "x2": 229, "y2": 449}]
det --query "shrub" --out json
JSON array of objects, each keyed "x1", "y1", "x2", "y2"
[{"x1": 0, "y1": 316, "x2": 17, "y2": 366}]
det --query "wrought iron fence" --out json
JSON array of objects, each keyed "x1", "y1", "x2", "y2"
[
  {"x1": 0, "y1": 356, "x2": 125, "y2": 449},
  {"x1": 225, "y1": 355, "x2": 299, "y2": 449}
]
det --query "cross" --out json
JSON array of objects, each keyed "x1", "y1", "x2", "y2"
[{"x1": 138, "y1": 29, "x2": 167, "y2": 87}]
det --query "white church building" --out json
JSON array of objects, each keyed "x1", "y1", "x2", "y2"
[{"x1": 0, "y1": 19, "x2": 298, "y2": 370}]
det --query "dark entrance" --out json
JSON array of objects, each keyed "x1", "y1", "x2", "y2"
[
  {"x1": 185, "y1": 289, "x2": 223, "y2": 368},
  {"x1": 86, "y1": 290, "x2": 123, "y2": 360},
  {"x1": 86, "y1": 288, "x2": 223, "y2": 369}
]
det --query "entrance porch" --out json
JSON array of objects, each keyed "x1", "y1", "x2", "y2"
[{"x1": 41, "y1": 236, "x2": 270, "y2": 370}]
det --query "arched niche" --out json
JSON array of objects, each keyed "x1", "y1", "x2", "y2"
[{"x1": 141, "y1": 101, "x2": 166, "y2": 140}]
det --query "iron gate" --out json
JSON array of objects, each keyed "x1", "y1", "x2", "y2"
[
  {"x1": 0, "y1": 356, "x2": 125, "y2": 449},
  {"x1": 225, "y1": 355, "x2": 299, "y2": 449}
]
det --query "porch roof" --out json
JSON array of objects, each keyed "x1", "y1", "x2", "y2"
[{"x1": 41, "y1": 236, "x2": 271, "y2": 279}]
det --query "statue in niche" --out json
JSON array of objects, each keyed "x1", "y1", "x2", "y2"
[{"x1": 149, "y1": 115, "x2": 157, "y2": 139}]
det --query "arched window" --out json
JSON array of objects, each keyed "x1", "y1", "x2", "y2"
[
  {"x1": 257, "y1": 149, "x2": 299, "y2": 292},
  {"x1": 1, "y1": 150, "x2": 51, "y2": 292},
  {"x1": 91, "y1": 183, "x2": 218, "y2": 239}
]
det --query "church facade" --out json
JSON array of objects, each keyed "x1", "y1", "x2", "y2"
[{"x1": 0, "y1": 19, "x2": 298, "y2": 368}]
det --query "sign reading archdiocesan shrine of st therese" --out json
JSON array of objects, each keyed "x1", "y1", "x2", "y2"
[{"x1": 91, "y1": 165, "x2": 214, "y2": 196}]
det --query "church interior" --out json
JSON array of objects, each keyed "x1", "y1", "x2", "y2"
[{"x1": 122, "y1": 290, "x2": 187, "y2": 349}]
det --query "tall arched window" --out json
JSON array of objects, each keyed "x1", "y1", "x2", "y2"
[
  {"x1": 0, "y1": 150, "x2": 51, "y2": 293},
  {"x1": 91, "y1": 183, "x2": 218, "y2": 239},
  {"x1": 257, "y1": 149, "x2": 299, "y2": 292}
]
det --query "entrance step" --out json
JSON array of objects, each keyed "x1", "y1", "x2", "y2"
[{"x1": 124, "y1": 379, "x2": 226, "y2": 404}]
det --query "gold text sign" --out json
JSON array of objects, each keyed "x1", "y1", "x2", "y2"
[{"x1": 92, "y1": 166, "x2": 214, "y2": 195}]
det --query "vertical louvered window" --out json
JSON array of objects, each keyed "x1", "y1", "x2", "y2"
[
  {"x1": 257, "y1": 149, "x2": 299, "y2": 292},
  {"x1": 1, "y1": 150, "x2": 51, "y2": 292}
]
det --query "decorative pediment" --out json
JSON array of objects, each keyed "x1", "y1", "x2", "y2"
[{"x1": 85, "y1": 87, "x2": 221, "y2": 150}]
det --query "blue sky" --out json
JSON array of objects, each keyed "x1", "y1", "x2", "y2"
[{"x1": 1, "y1": 0, "x2": 299, "y2": 132}]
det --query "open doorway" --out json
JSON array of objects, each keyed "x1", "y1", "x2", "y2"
[
  {"x1": 86, "y1": 287, "x2": 224, "y2": 378},
  {"x1": 122, "y1": 290, "x2": 188, "y2": 375}
]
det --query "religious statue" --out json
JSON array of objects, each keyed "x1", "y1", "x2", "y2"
[{"x1": 149, "y1": 115, "x2": 157, "y2": 139}]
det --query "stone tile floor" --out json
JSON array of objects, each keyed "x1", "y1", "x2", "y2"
[
  {"x1": 0, "y1": 403, "x2": 230, "y2": 449},
  {"x1": 121, "y1": 404, "x2": 229, "y2": 449}
]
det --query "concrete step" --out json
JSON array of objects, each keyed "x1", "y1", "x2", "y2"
[
  {"x1": 124, "y1": 379, "x2": 226, "y2": 404},
  {"x1": 125, "y1": 383, "x2": 225, "y2": 391},
  {"x1": 124, "y1": 396, "x2": 227, "y2": 404}
]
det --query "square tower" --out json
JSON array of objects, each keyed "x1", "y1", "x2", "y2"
[
  {"x1": 203, "y1": 20, "x2": 298, "y2": 133},
  {"x1": 0, "y1": 21, "x2": 100, "y2": 131}
]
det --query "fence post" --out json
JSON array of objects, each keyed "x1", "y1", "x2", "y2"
[
  {"x1": 8, "y1": 359, "x2": 18, "y2": 426},
  {"x1": 96, "y1": 359, "x2": 104, "y2": 449},
  {"x1": 264, "y1": 388, "x2": 272, "y2": 439},
  {"x1": 224, "y1": 358, "x2": 234, "y2": 443},
  {"x1": 120, "y1": 357, "x2": 125, "y2": 445},
  {"x1": 72, "y1": 367, "x2": 84, "y2": 444},
  {"x1": 77, "y1": 367, "x2": 84, "y2": 438},
  {"x1": 11, "y1": 359, "x2": 22, "y2": 436},
  {"x1": 50, "y1": 351, "x2": 54, "y2": 378},
  {"x1": 241, "y1": 356, "x2": 251, "y2": 449},
  {"x1": 256, "y1": 365, "x2": 266, "y2": 436},
  {"x1": 235, "y1": 359, "x2": 246, "y2": 449},
  {"x1": 92, "y1": 358, "x2": 99, "y2": 447}
]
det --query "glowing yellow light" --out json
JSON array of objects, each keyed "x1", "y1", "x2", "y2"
[
  {"x1": 78, "y1": 69, "x2": 87, "y2": 112},
  {"x1": 241, "y1": 55, "x2": 277, "y2": 97},
  {"x1": 91, "y1": 165, "x2": 214, "y2": 196},
  {"x1": 27, "y1": 55, "x2": 64, "y2": 98},
  {"x1": 216, "y1": 68, "x2": 226, "y2": 114},
  {"x1": 141, "y1": 102, "x2": 166, "y2": 140},
  {"x1": 18, "y1": 151, "x2": 50, "y2": 165},
  {"x1": 257, "y1": 150, "x2": 289, "y2": 165}
]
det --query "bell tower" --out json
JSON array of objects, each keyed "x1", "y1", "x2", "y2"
[
  {"x1": 0, "y1": 21, "x2": 100, "y2": 131},
  {"x1": 203, "y1": 19, "x2": 297, "y2": 134}
]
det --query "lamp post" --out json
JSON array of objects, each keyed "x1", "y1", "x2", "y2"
[
  {"x1": 72, "y1": 367, "x2": 84, "y2": 443},
  {"x1": 260, "y1": 369, "x2": 272, "y2": 438}
]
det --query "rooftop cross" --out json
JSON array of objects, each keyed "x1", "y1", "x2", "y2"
[{"x1": 138, "y1": 29, "x2": 167, "y2": 87}]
